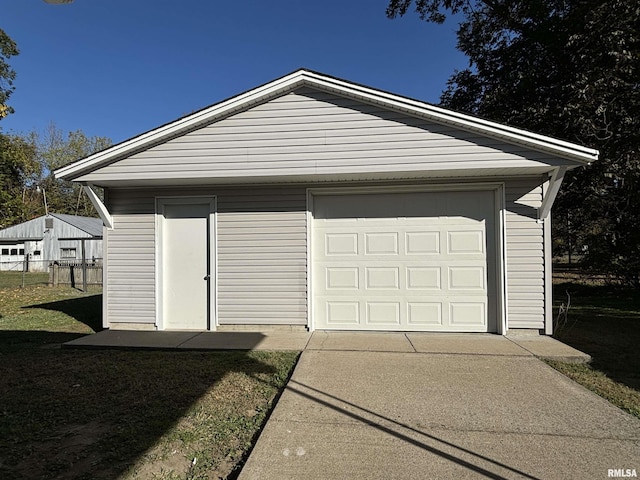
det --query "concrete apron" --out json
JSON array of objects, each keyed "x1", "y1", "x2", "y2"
[
  {"x1": 239, "y1": 340, "x2": 640, "y2": 480},
  {"x1": 306, "y1": 331, "x2": 591, "y2": 362},
  {"x1": 64, "y1": 329, "x2": 591, "y2": 363},
  {"x1": 63, "y1": 330, "x2": 312, "y2": 351}
]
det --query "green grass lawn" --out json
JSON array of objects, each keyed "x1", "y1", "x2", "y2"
[
  {"x1": 0, "y1": 271, "x2": 50, "y2": 289},
  {"x1": 549, "y1": 274, "x2": 640, "y2": 418},
  {"x1": 0, "y1": 286, "x2": 299, "y2": 479}
]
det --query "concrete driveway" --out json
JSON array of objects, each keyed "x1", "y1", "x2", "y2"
[{"x1": 239, "y1": 333, "x2": 640, "y2": 480}]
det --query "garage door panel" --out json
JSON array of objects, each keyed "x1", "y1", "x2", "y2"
[
  {"x1": 448, "y1": 266, "x2": 486, "y2": 290},
  {"x1": 447, "y1": 230, "x2": 485, "y2": 254},
  {"x1": 325, "y1": 233, "x2": 358, "y2": 255},
  {"x1": 326, "y1": 267, "x2": 359, "y2": 289},
  {"x1": 406, "y1": 231, "x2": 440, "y2": 254},
  {"x1": 366, "y1": 302, "x2": 401, "y2": 325},
  {"x1": 313, "y1": 190, "x2": 496, "y2": 332},
  {"x1": 318, "y1": 298, "x2": 489, "y2": 330},
  {"x1": 326, "y1": 301, "x2": 360, "y2": 325},
  {"x1": 365, "y1": 232, "x2": 399, "y2": 255},
  {"x1": 407, "y1": 267, "x2": 441, "y2": 289},
  {"x1": 365, "y1": 267, "x2": 400, "y2": 289},
  {"x1": 450, "y1": 302, "x2": 487, "y2": 327},
  {"x1": 407, "y1": 302, "x2": 443, "y2": 326}
]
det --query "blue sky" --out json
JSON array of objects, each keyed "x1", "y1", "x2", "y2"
[{"x1": 3, "y1": 0, "x2": 467, "y2": 144}]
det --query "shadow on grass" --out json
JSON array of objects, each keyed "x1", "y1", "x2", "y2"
[
  {"x1": 0, "y1": 329, "x2": 88, "y2": 352},
  {"x1": 23, "y1": 294, "x2": 104, "y2": 333},
  {"x1": 553, "y1": 281, "x2": 640, "y2": 391},
  {"x1": 0, "y1": 330, "x2": 292, "y2": 480}
]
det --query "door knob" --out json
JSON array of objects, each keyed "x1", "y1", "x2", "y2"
[{"x1": 203, "y1": 275, "x2": 210, "y2": 281}]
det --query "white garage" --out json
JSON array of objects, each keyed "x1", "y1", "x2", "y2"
[
  {"x1": 55, "y1": 69, "x2": 598, "y2": 334},
  {"x1": 311, "y1": 187, "x2": 500, "y2": 332}
]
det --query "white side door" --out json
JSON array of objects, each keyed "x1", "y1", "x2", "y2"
[{"x1": 158, "y1": 198, "x2": 215, "y2": 330}]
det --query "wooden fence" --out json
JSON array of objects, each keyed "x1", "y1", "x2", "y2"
[{"x1": 49, "y1": 263, "x2": 103, "y2": 288}]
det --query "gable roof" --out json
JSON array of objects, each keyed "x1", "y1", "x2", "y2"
[
  {"x1": 0, "y1": 214, "x2": 102, "y2": 241},
  {"x1": 55, "y1": 69, "x2": 598, "y2": 182}
]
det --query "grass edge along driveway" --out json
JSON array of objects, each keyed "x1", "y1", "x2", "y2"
[{"x1": 550, "y1": 277, "x2": 640, "y2": 419}]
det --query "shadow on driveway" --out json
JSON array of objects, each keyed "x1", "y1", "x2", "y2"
[
  {"x1": 240, "y1": 349, "x2": 640, "y2": 479},
  {"x1": 284, "y1": 379, "x2": 541, "y2": 480}
]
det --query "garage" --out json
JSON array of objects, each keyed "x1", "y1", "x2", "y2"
[
  {"x1": 311, "y1": 188, "x2": 500, "y2": 332},
  {"x1": 54, "y1": 70, "x2": 598, "y2": 333}
]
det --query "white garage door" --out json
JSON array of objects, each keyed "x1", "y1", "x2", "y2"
[{"x1": 312, "y1": 190, "x2": 497, "y2": 332}]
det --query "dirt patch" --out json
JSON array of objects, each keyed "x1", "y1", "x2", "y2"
[
  {"x1": 12, "y1": 421, "x2": 112, "y2": 479},
  {"x1": 123, "y1": 439, "x2": 239, "y2": 480},
  {"x1": 123, "y1": 440, "x2": 194, "y2": 479}
]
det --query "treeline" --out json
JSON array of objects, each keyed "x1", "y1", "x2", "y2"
[
  {"x1": 0, "y1": 123, "x2": 111, "y2": 229},
  {"x1": 388, "y1": 0, "x2": 640, "y2": 286}
]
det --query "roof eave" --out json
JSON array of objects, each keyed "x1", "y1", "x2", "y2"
[
  {"x1": 0, "y1": 237, "x2": 43, "y2": 242},
  {"x1": 298, "y1": 71, "x2": 599, "y2": 164}
]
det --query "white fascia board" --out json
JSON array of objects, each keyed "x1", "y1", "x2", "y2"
[
  {"x1": 54, "y1": 69, "x2": 599, "y2": 181},
  {"x1": 83, "y1": 185, "x2": 113, "y2": 229}
]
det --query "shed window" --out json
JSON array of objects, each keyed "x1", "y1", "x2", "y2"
[
  {"x1": 1, "y1": 248, "x2": 8, "y2": 255},
  {"x1": 10, "y1": 248, "x2": 17, "y2": 255},
  {"x1": 19, "y1": 249, "x2": 24, "y2": 255},
  {"x1": 45, "y1": 217, "x2": 54, "y2": 229},
  {"x1": 33, "y1": 250, "x2": 42, "y2": 256},
  {"x1": 61, "y1": 248, "x2": 76, "y2": 258}
]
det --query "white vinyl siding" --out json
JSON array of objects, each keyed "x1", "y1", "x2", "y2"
[
  {"x1": 216, "y1": 188, "x2": 307, "y2": 325},
  {"x1": 76, "y1": 88, "x2": 569, "y2": 183},
  {"x1": 106, "y1": 178, "x2": 546, "y2": 330},
  {"x1": 504, "y1": 178, "x2": 545, "y2": 329},
  {"x1": 105, "y1": 177, "x2": 547, "y2": 331},
  {"x1": 107, "y1": 191, "x2": 157, "y2": 325},
  {"x1": 105, "y1": 186, "x2": 307, "y2": 328}
]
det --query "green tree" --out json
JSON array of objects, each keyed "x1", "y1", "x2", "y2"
[
  {"x1": 0, "y1": 28, "x2": 19, "y2": 119},
  {"x1": 35, "y1": 123, "x2": 112, "y2": 217},
  {"x1": 387, "y1": 0, "x2": 640, "y2": 285},
  {"x1": 0, "y1": 126, "x2": 112, "y2": 228},
  {"x1": 0, "y1": 133, "x2": 41, "y2": 228}
]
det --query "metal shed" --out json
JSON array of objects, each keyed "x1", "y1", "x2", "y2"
[{"x1": 0, "y1": 214, "x2": 103, "y2": 272}]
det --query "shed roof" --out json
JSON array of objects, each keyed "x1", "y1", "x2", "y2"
[
  {"x1": 0, "y1": 214, "x2": 103, "y2": 240},
  {"x1": 50, "y1": 214, "x2": 103, "y2": 237},
  {"x1": 54, "y1": 69, "x2": 599, "y2": 183}
]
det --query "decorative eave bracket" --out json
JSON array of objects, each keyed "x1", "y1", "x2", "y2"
[
  {"x1": 83, "y1": 184, "x2": 113, "y2": 229},
  {"x1": 538, "y1": 166, "x2": 567, "y2": 221}
]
